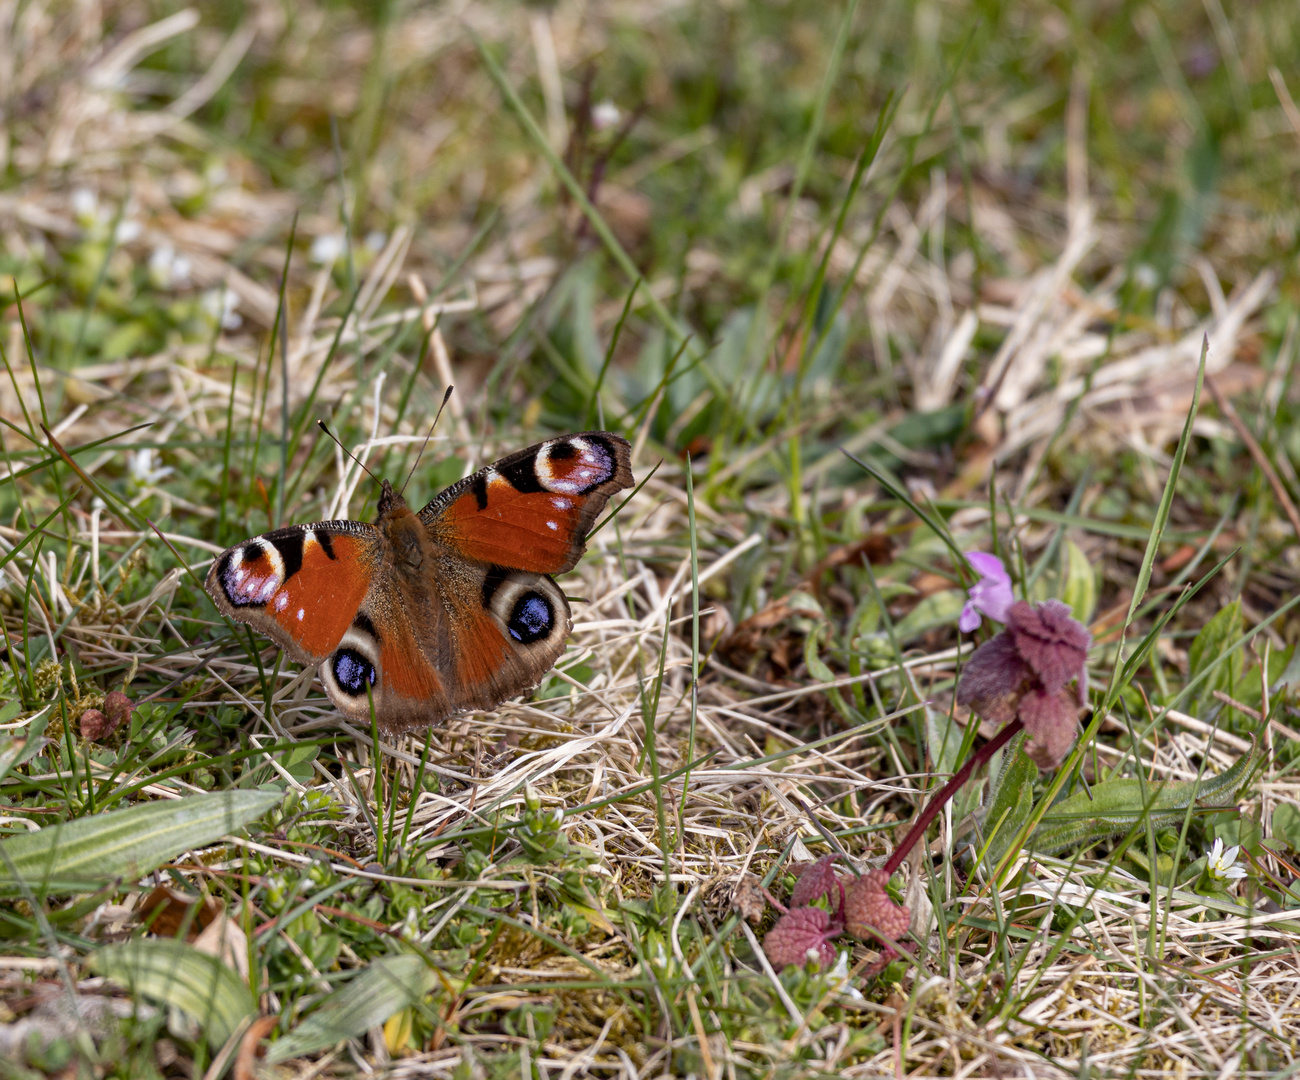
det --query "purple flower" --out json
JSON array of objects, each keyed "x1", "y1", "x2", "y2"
[
  {"x1": 959, "y1": 552, "x2": 1015, "y2": 632},
  {"x1": 956, "y1": 599, "x2": 1091, "y2": 768}
]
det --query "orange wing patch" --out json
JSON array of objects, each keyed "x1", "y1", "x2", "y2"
[
  {"x1": 421, "y1": 433, "x2": 633, "y2": 575},
  {"x1": 267, "y1": 533, "x2": 372, "y2": 658},
  {"x1": 452, "y1": 608, "x2": 514, "y2": 699},
  {"x1": 207, "y1": 526, "x2": 378, "y2": 664},
  {"x1": 379, "y1": 631, "x2": 446, "y2": 705},
  {"x1": 438, "y1": 489, "x2": 583, "y2": 573}
]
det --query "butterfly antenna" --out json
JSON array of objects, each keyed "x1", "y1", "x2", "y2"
[
  {"x1": 400, "y1": 385, "x2": 455, "y2": 495},
  {"x1": 317, "y1": 421, "x2": 382, "y2": 486}
]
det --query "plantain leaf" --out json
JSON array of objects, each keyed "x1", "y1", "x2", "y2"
[
  {"x1": 1028, "y1": 738, "x2": 1260, "y2": 855},
  {"x1": 89, "y1": 939, "x2": 256, "y2": 1049},
  {"x1": 0, "y1": 790, "x2": 281, "y2": 894},
  {"x1": 265, "y1": 953, "x2": 436, "y2": 1063}
]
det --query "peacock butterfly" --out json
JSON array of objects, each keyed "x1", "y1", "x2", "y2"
[{"x1": 205, "y1": 432, "x2": 633, "y2": 733}]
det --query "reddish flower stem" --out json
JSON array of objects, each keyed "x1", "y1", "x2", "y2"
[{"x1": 883, "y1": 718, "x2": 1024, "y2": 876}]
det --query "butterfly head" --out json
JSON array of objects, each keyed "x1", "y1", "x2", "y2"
[
  {"x1": 375, "y1": 479, "x2": 408, "y2": 517},
  {"x1": 374, "y1": 479, "x2": 428, "y2": 569}
]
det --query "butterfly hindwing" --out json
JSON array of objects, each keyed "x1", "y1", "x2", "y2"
[
  {"x1": 421, "y1": 432, "x2": 633, "y2": 574},
  {"x1": 314, "y1": 564, "x2": 571, "y2": 732},
  {"x1": 205, "y1": 521, "x2": 379, "y2": 665}
]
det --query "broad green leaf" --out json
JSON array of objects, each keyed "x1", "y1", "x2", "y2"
[
  {"x1": 925, "y1": 708, "x2": 964, "y2": 778},
  {"x1": 1187, "y1": 600, "x2": 1242, "y2": 714},
  {"x1": 0, "y1": 790, "x2": 281, "y2": 894},
  {"x1": 893, "y1": 590, "x2": 965, "y2": 644},
  {"x1": 1231, "y1": 644, "x2": 1293, "y2": 715},
  {"x1": 266, "y1": 954, "x2": 436, "y2": 1063},
  {"x1": 278, "y1": 744, "x2": 320, "y2": 786},
  {"x1": 1028, "y1": 739, "x2": 1260, "y2": 855},
  {"x1": 1059, "y1": 539, "x2": 1096, "y2": 626},
  {"x1": 89, "y1": 939, "x2": 255, "y2": 1049},
  {"x1": 976, "y1": 733, "x2": 1038, "y2": 868},
  {"x1": 1210, "y1": 812, "x2": 1263, "y2": 854},
  {"x1": 1273, "y1": 802, "x2": 1300, "y2": 852}
]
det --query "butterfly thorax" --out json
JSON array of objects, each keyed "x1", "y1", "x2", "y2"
[{"x1": 375, "y1": 492, "x2": 432, "y2": 572}]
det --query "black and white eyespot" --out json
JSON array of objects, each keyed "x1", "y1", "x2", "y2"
[
  {"x1": 320, "y1": 618, "x2": 382, "y2": 703},
  {"x1": 481, "y1": 569, "x2": 569, "y2": 649},
  {"x1": 217, "y1": 538, "x2": 286, "y2": 607},
  {"x1": 213, "y1": 529, "x2": 326, "y2": 609},
  {"x1": 531, "y1": 436, "x2": 616, "y2": 496}
]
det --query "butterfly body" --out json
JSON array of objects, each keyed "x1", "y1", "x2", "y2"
[{"x1": 206, "y1": 432, "x2": 633, "y2": 733}]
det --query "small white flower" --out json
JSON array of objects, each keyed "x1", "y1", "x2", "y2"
[
  {"x1": 127, "y1": 448, "x2": 172, "y2": 488},
  {"x1": 1133, "y1": 262, "x2": 1159, "y2": 290},
  {"x1": 310, "y1": 233, "x2": 346, "y2": 265},
  {"x1": 114, "y1": 219, "x2": 142, "y2": 244},
  {"x1": 592, "y1": 100, "x2": 621, "y2": 131},
  {"x1": 648, "y1": 937, "x2": 670, "y2": 969},
  {"x1": 825, "y1": 951, "x2": 866, "y2": 1001},
  {"x1": 149, "y1": 245, "x2": 192, "y2": 289},
  {"x1": 364, "y1": 230, "x2": 387, "y2": 253},
  {"x1": 1206, "y1": 837, "x2": 1247, "y2": 881},
  {"x1": 201, "y1": 287, "x2": 242, "y2": 330},
  {"x1": 71, "y1": 188, "x2": 99, "y2": 223}
]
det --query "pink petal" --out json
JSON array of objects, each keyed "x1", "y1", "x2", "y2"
[
  {"x1": 963, "y1": 552, "x2": 1014, "y2": 625},
  {"x1": 966, "y1": 552, "x2": 1009, "y2": 583}
]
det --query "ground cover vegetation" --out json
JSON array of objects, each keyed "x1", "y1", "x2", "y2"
[{"x1": 1, "y1": 0, "x2": 1300, "y2": 1076}]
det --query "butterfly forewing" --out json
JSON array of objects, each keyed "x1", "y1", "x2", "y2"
[
  {"x1": 206, "y1": 522, "x2": 380, "y2": 664},
  {"x1": 421, "y1": 432, "x2": 633, "y2": 574}
]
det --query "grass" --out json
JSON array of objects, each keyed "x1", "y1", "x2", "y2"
[{"x1": 2, "y1": 0, "x2": 1300, "y2": 1076}]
